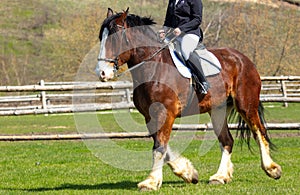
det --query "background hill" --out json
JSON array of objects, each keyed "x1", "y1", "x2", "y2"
[{"x1": 0, "y1": 0, "x2": 299, "y2": 85}]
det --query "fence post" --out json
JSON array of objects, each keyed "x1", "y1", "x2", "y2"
[
  {"x1": 125, "y1": 88, "x2": 131, "y2": 103},
  {"x1": 280, "y1": 79, "x2": 288, "y2": 107},
  {"x1": 125, "y1": 87, "x2": 133, "y2": 112},
  {"x1": 40, "y1": 80, "x2": 47, "y2": 110}
]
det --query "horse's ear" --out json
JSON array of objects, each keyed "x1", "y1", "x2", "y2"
[
  {"x1": 107, "y1": 8, "x2": 114, "y2": 18},
  {"x1": 115, "y1": 8, "x2": 129, "y2": 26}
]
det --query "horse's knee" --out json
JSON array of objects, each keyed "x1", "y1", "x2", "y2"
[
  {"x1": 152, "y1": 133, "x2": 166, "y2": 151},
  {"x1": 152, "y1": 145, "x2": 167, "y2": 163}
]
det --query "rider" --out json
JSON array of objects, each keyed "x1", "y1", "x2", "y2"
[{"x1": 161, "y1": 0, "x2": 209, "y2": 94}]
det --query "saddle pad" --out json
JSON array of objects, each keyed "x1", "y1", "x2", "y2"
[
  {"x1": 194, "y1": 48, "x2": 222, "y2": 77},
  {"x1": 168, "y1": 44, "x2": 221, "y2": 78},
  {"x1": 168, "y1": 45, "x2": 192, "y2": 78}
]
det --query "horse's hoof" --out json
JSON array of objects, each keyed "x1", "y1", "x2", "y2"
[
  {"x1": 209, "y1": 179, "x2": 225, "y2": 185},
  {"x1": 265, "y1": 162, "x2": 282, "y2": 179},
  {"x1": 137, "y1": 178, "x2": 161, "y2": 191},
  {"x1": 138, "y1": 183, "x2": 158, "y2": 191},
  {"x1": 209, "y1": 173, "x2": 231, "y2": 185},
  {"x1": 139, "y1": 186, "x2": 156, "y2": 192},
  {"x1": 192, "y1": 170, "x2": 199, "y2": 184},
  {"x1": 192, "y1": 178, "x2": 198, "y2": 184}
]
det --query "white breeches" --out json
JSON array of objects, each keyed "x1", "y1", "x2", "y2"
[{"x1": 179, "y1": 34, "x2": 200, "y2": 60}]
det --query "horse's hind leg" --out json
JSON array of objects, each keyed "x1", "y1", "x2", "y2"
[
  {"x1": 209, "y1": 107, "x2": 234, "y2": 184},
  {"x1": 246, "y1": 110, "x2": 281, "y2": 179},
  {"x1": 234, "y1": 94, "x2": 282, "y2": 179}
]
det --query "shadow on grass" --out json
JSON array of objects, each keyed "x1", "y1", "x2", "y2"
[
  {"x1": 3, "y1": 180, "x2": 207, "y2": 192},
  {"x1": 26, "y1": 181, "x2": 137, "y2": 191}
]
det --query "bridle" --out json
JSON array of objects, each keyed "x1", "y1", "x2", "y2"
[
  {"x1": 98, "y1": 20, "x2": 176, "y2": 78},
  {"x1": 97, "y1": 24, "x2": 129, "y2": 74}
]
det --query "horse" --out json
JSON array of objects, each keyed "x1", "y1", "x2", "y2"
[{"x1": 95, "y1": 8, "x2": 281, "y2": 191}]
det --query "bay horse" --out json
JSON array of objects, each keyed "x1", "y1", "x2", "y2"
[{"x1": 95, "y1": 8, "x2": 281, "y2": 191}]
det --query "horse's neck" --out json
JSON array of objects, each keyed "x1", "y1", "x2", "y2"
[{"x1": 128, "y1": 48, "x2": 180, "y2": 87}]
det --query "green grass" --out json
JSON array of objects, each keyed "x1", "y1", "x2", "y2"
[
  {"x1": 0, "y1": 103, "x2": 298, "y2": 135},
  {"x1": 263, "y1": 103, "x2": 300, "y2": 123},
  {"x1": 0, "y1": 137, "x2": 299, "y2": 194},
  {"x1": 0, "y1": 103, "x2": 299, "y2": 194}
]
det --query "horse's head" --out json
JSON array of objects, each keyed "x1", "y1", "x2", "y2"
[
  {"x1": 95, "y1": 8, "x2": 130, "y2": 81},
  {"x1": 95, "y1": 8, "x2": 157, "y2": 81}
]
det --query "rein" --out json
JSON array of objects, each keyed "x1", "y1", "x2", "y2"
[{"x1": 116, "y1": 35, "x2": 177, "y2": 78}]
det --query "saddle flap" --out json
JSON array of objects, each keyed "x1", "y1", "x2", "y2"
[
  {"x1": 168, "y1": 42, "x2": 221, "y2": 78},
  {"x1": 193, "y1": 48, "x2": 222, "y2": 77}
]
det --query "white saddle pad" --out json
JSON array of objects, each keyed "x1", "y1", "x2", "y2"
[{"x1": 168, "y1": 44, "x2": 222, "y2": 78}]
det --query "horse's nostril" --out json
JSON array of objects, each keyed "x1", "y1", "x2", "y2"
[{"x1": 101, "y1": 71, "x2": 105, "y2": 77}]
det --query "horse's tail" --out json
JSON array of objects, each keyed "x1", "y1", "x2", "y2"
[{"x1": 228, "y1": 101, "x2": 274, "y2": 150}]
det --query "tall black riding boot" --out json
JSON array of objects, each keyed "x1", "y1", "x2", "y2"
[{"x1": 186, "y1": 53, "x2": 210, "y2": 94}]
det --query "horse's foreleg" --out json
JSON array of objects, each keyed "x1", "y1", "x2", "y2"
[
  {"x1": 166, "y1": 145, "x2": 199, "y2": 184},
  {"x1": 137, "y1": 141, "x2": 166, "y2": 191},
  {"x1": 137, "y1": 108, "x2": 174, "y2": 191},
  {"x1": 209, "y1": 109, "x2": 234, "y2": 184}
]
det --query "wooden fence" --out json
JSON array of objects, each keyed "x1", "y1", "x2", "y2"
[
  {"x1": 0, "y1": 76, "x2": 299, "y2": 137},
  {"x1": 260, "y1": 76, "x2": 300, "y2": 106},
  {"x1": 0, "y1": 123, "x2": 299, "y2": 141},
  {"x1": 0, "y1": 76, "x2": 299, "y2": 116}
]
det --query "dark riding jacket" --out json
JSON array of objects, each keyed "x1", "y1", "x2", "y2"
[{"x1": 163, "y1": 0, "x2": 203, "y2": 39}]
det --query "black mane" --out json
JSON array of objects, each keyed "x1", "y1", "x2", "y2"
[
  {"x1": 99, "y1": 12, "x2": 156, "y2": 40},
  {"x1": 126, "y1": 14, "x2": 156, "y2": 27}
]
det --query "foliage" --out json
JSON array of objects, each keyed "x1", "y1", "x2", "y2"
[
  {"x1": 203, "y1": 1, "x2": 300, "y2": 76},
  {"x1": 0, "y1": 0, "x2": 299, "y2": 85}
]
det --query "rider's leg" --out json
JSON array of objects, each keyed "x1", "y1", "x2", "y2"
[
  {"x1": 181, "y1": 34, "x2": 199, "y2": 60},
  {"x1": 181, "y1": 34, "x2": 209, "y2": 94},
  {"x1": 187, "y1": 52, "x2": 210, "y2": 94}
]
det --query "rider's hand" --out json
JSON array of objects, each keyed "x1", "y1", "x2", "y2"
[
  {"x1": 173, "y1": 28, "x2": 182, "y2": 36},
  {"x1": 158, "y1": 29, "x2": 165, "y2": 39}
]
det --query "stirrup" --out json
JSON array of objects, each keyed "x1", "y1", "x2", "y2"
[
  {"x1": 200, "y1": 82, "x2": 209, "y2": 94},
  {"x1": 192, "y1": 76, "x2": 209, "y2": 94},
  {"x1": 196, "y1": 83, "x2": 208, "y2": 94}
]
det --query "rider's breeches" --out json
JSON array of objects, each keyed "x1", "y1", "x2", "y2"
[{"x1": 179, "y1": 34, "x2": 200, "y2": 60}]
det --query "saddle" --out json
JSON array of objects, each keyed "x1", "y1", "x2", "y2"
[{"x1": 168, "y1": 41, "x2": 222, "y2": 79}]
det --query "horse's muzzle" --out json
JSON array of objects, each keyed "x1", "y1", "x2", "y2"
[{"x1": 95, "y1": 62, "x2": 115, "y2": 82}]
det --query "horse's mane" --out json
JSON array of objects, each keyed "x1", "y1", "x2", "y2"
[{"x1": 99, "y1": 12, "x2": 157, "y2": 41}]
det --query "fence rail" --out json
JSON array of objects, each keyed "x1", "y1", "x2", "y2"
[
  {"x1": 0, "y1": 76, "x2": 299, "y2": 116},
  {"x1": 260, "y1": 76, "x2": 300, "y2": 106},
  {"x1": 0, "y1": 122, "x2": 299, "y2": 141}
]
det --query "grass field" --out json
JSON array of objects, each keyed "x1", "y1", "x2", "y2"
[
  {"x1": 0, "y1": 103, "x2": 299, "y2": 194},
  {"x1": 0, "y1": 137, "x2": 299, "y2": 194},
  {"x1": 0, "y1": 103, "x2": 299, "y2": 135}
]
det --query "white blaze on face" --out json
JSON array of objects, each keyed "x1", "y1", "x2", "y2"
[{"x1": 95, "y1": 28, "x2": 115, "y2": 81}]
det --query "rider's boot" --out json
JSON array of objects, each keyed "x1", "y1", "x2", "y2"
[{"x1": 186, "y1": 53, "x2": 209, "y2": 94}]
